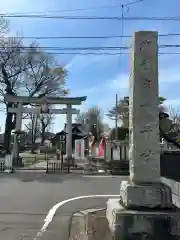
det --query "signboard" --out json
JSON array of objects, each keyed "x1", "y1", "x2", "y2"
[{"x1": 60, "y1": 135, "x2": 66, "y2": 142}]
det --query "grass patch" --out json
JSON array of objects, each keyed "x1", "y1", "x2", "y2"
[
  {"x1": 23, "y1": 157, "x2": 40, "y2": 167},
  {"x1": 21, "y1": 153, "x2": 54, "y2": 166}
]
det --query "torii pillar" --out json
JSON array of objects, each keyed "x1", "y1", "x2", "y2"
[{"x1": 66, "y1": 104, "x2": 73, "y2": 163}]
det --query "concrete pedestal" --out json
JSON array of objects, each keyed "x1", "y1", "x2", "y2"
[
  {"x1": 107, "y1": 199, "x2": 180, "y2": 239},
  {"x1": 120, "y1": 180, "x2": 173, "y2": 209}
]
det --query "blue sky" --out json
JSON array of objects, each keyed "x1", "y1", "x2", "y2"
[{"x1": 1, "y1": 0, "x2": 180, "y2": 133}]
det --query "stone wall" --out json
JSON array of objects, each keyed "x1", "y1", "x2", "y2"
[{"x1": 161, "y1": 177, "x2": 180, "y2": 208}]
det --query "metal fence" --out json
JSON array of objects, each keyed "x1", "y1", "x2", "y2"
[
  {"x1": 93, "y1": 141, "x2": 180, "y2": 162},
  {"x1": 160, "y1": 152, "x2": 180, "y2": 180},
  {"x1": 110, "y1": 145, "x2": 128, "y2": 161},
  {"x1": 0, "y1": 155, "x2": 13, "y2": 172},
  {"x1": 46, "y1": 159, "x2": 73, "y2": 173},
  {"x1": 92, "y1": 143, "x2": 129, "y2": 161},
  {"x1": 46, "y1": 160, "x2": 62, "y2": 173},
  {"x1": 0, "y1": 161, "x2": 5, "y2": 172}
]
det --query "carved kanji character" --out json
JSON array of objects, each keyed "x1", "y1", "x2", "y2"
[
  {"x1": 139, "y1": 39, "x2": 152, "y2": 52},
  {"x1": 143, "y1": 78, "x2": 152, "y2": 90},
  {"x1": 140, "y1": 59, "x2": 150, "y2": 70}
]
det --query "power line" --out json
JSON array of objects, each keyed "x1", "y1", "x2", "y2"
[
  {"x1": 27, "y1": 52, "x2": 180, "y2": 55},
  {"x1": 0, "y1": 46, "x2": 129, "y2": 50},
  {"x1": 1, "y1": 14, "x2": 125, "y2": 20},
  {"x1": 2, "y1": 33, "x2": 180, "y2": 40},
  {"x1": 0, "y1": 49, "x2": 179, "y2": 55},
  {"x1": 1, "y1": 35, "x2": 128, "y2": 40},
  {"x1": 1, "y1": 14, "x2": 180, "y2": 21},
  {"x1": 1, "y1": 1, "x2": 146, "y2": 16},
  {"x1": 3, "y1": 33, "x2": 180, "y2": 40},
  {"x1": 125, "y1": 0, "x2": 146, "y2": 6},
  {"x1": 0, "y1": 51, "x2": 179, "y2": 55},
  {"x1": 2, "y1": 4, "x2": 122, "y2": 15},
  {"x1": 0, "y1": 14, "x2": 124, "y2": 20},
  {"x1": 33, "y1": 52, "x2": 180, "y2": 55},
  {"x1": 0, "y1": 0, "x2": 146, "y2": 15},
  {"x1": 159, "y1": 44, "x2": 180, "y2": 47},
  {"x1": 0, "y1": 45, "x2": 180, "y2": 51}
]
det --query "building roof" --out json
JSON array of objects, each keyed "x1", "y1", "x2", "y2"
[{"x1": 63, "y1": 123, "x2": 88, "y2": 135}]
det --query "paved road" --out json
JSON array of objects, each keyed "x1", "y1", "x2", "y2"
[{"x1": 0, "y1": 172, "x2": 127, "y2": 239}]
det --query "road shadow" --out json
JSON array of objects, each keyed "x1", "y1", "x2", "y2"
[{"x1": 0, "y1": 171, "x2": 102, "y2": 183}]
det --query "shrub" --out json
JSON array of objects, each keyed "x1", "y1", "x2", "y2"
[
  {"x1": 40, "y1": 147, "x2": 57, "y2": 154},
  {"x1": 106, "y1": 160, "x2": 129, "y2": 170}
]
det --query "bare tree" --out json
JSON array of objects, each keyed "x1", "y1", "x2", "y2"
[
  {"x1": 0, "y1": 35, "x2": 68, "y2": 153},
  {"x1": 0, "y1": 37, "x2": 36, "y2": 153},
  {"x1": 168, "y1": 105, "x2": 180, "y2": 138},
  {"x1": 107, "y1": 96, "x2": 166, "y2": 123},
  {"x1": 106, "y1": 96, "x2": 129, "y2": 122},
  {"x1": 23, "y1": 48, "x2": 68, "y2": 98},
  {"x1": 24, "y1": 113, "x2": 53, "y2": 145},
  {"x1": 75, "y1": 112, "x2": 87, "y2": 129},
  {"x1": 0, "y1": 17, "x2": 9, "y2": 35},
  {"x1": 38, "y1": 114, "x2": 54, "y2": 144},
  {"x1": 24, "y1": 113, "x2": 40, "y2": 145},
  {"x1": 75, "y1": 106, "x2": 104, "y2": 141}
]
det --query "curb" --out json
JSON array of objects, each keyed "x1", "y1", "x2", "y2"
[{"x1": 69, "y1": 208, "x2": 111, "y2": 240}]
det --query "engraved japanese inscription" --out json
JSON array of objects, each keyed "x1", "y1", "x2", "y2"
[
  {"x1": 139, "y1": 39, "x2": 153, "y2": 52},
  {"x1": 140, "y1": 148, "x2": 155, "y2": 162},
  {"x1": 139, "y1": 59, "x2": 151, "y2": 70},
  {"x1": 143, "y1": 78, "x2": 153, "y2": 90},
  {"x1": 128, "y1": 32, "x2": 159, "y2": 181}
]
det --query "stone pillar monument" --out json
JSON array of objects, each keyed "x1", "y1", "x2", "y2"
[
  {"x1": 106, "y1": 31, "x2": 180, "y2": 239},
  {"x1": 129, "y1": 31, "x2": 160, "y2": 184}
]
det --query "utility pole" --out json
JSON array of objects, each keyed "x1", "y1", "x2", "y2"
[
  {"x1": 115, "y1": 93, "x2": 118, "y2": 141},
  {"x1": 96, "y1": 115, "x2": 99, "y2": 142}
]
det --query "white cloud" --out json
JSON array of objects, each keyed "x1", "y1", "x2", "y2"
[
  {"x1": 159, "y1": 68, "x2": 180, "y2": 83},
  {"x1": 65, "y1": 54, "x2": 106, "y2": 73},
  {"x1": 105, "y1": 73, "x2": 129, "y2": 90},
  {"x1": 165, "y1": 98, "x2": 180, "y2": 107},
  {"x1": 1, "y1": 0, "x2": 25, "y2": 12},
  {"x1": 105, "y1": 66, "x2": 180, "y2": 92},
  {"x1": 102, "y1": 115, "x2": 115, "y2": 128},
  {"x1": 65, "y1": 47, "x2": 119, "y2": 73}
]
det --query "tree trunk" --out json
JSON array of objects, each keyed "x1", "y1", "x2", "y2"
[
  {"x1": 31, "y1": 130, "x2": 36, "y2": 154},
  {"x1": 41, "y1": 128, "x2": 45, "y2": 145},
  {"x1": 4, "y1": 111, "x2": 13, "y2": 154}
]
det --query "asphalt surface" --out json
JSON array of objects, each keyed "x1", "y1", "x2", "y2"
[{"x1": 0, "y1": 171, "x2": 127, "y2": 240}]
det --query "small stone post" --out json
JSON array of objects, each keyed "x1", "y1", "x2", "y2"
[{"x1": 106, "y1": 31, "x2": 180, "y2": 239}]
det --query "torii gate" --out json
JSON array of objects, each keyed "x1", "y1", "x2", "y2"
[{"x1": 4, "y1": 95, "x2": 87, "y2": 165}]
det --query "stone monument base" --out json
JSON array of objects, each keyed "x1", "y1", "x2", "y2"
[
  {"x1": 107, "y1": 198, "x2": 180, "y2": 239},
  {"x1": 120, "y1": 180, "x2": 173, "y2": 209}
]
